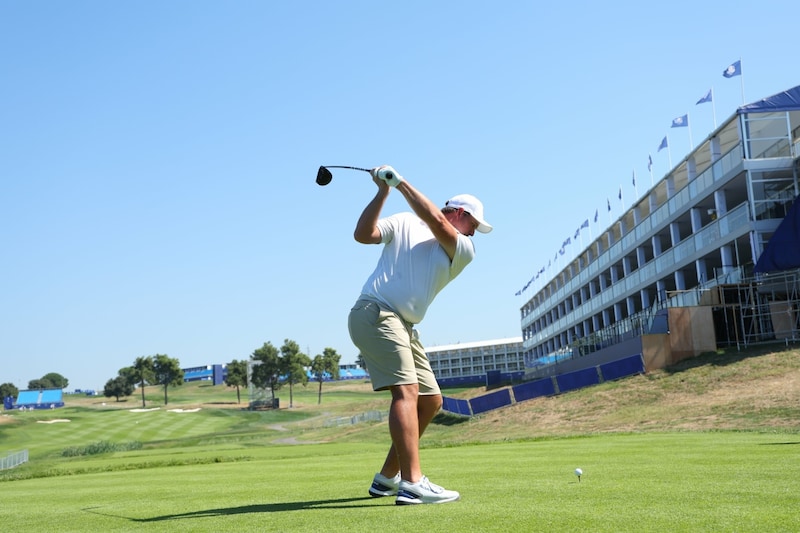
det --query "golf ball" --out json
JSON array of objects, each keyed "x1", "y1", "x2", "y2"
[{"x1": 574, "y1": 468, "x2": 583, "y2": 476}]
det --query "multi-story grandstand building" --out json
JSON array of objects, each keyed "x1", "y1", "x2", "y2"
[
  {"x1": 519, "y1": 84, "x2": 800, "y2": 378},
  {"x1": 427, "y1": 337, "x2": 524, "y2": 386}
]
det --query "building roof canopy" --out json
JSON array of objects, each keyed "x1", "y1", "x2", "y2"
[{"x1": 738, "y1": 85, "x2": 800, "y2": 114}]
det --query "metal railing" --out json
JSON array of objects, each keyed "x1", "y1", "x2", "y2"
[{"x1": 1, "y1": 449, "x2": 29, "y2": 470}]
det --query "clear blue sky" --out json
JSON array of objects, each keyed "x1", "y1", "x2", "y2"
[{"x1": 2, "y1": 1, "x2": 798, "y2": 391}]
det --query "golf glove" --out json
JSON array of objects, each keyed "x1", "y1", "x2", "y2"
[{"x1": 372, "y1": 165, "x2": 404, "y2": 187}]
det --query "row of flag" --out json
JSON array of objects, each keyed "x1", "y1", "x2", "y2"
[
  {"x1": 515, "y1": 59, "x2": 745, "y2": 297},
  {"x1": 656, "y1": 59, "x2": 743, "y2": 165}
]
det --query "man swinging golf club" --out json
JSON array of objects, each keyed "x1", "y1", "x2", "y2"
[{"x1": 348, "y1": 165, "x2": 492, "y2": 505}]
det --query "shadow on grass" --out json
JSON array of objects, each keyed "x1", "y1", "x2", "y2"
[
  {"x1": 432, "y1": 412, "x2": 469, "y2": 426},
  {"x1": 83, "y1": 497, "x2": 381, "y2": 522}
]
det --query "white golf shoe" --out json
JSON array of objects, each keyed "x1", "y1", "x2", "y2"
[
  {"x1": 368, "y1": 472, "x2": 401, "y2": 497},
  {"x1": 395, "y1": 475, "x2": 460, "y2": 505}
]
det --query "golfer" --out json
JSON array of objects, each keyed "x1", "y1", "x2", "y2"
[{"x1": 348, "y1": 165, "x2": 492, "y2": 505}]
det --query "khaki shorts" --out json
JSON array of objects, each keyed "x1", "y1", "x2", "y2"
[{"x1": 348, "y1": 297, "x2": 441, "y2": 395}]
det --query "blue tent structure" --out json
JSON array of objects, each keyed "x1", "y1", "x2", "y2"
[{"x1": 754, "y1": 194, "x2": 800, "y2": 273}]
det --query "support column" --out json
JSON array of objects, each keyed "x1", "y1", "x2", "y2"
[
  {"x1": 636, "y1": 247, "x2": 647, "y2": 268},
  {"x1": 626, "y1": 296, "x2": 636, "y2": 316},
  {"x1": 714, "y1": 189, "x2": 728, "y2": 217},
  {"x1": 720, "y1": 245, "x2": 734, "y2": 275},
  {"x1": 670, "y1": 223, "x2": 681, "y2": 246},
  {"x1": 696, "y1": 258, "x2": 707, "y2": 285},
  {"x1": 652, "y1": 234, "x2": 663, "y2": 256},
  {"x1": 674, "y1": 270, "x2": 686, "y2": 291},
  {"x1": 690, "y1": 208, "x2": 702, "y2": 233},
  {"x1": 622, "y1": 257, "x2": 632, "y2": 276},
  {"x1": 657, "y1": 280, "x2": 667, "y2": 302}
]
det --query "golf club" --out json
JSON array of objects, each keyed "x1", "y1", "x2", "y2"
[{"x1": 316, "y1": 165, "x2": 371, "y2": 186}]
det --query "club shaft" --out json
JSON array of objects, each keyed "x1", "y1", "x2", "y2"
[{"x1": 323, "y1": 165, "x2": 371, "y2": 172}]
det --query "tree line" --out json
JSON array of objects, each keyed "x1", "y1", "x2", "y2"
[
  {"x1": 100, "y1": 339, "x2": 342, "y2": 407},
  {"x1": 1, "y1": 340, "x2": 345, "y2": 408}
]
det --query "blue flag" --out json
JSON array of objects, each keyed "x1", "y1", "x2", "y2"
[
  {"x1": 723, "y1": 60, "x2": 741, "y2": 78},
  {"x1": 671, "y1": 114, "x2": 688, "y2": 128},
  {"x1": 632, "y1": 170, "x2": 636, "y2": 187},
  {"x1": 607, "y1": 198, "x2": 611, "y2": 212},
  {"x1": 574, "y1": 228, "x2": 580, "y2": 239},
  {"x1": 581, "y1": 219, "x2": 589, "y2": 229},
  {"x1": 657, "y1": 136, "x2": 668, "y2": 152},
  {"x1": 647, "y1": 154, "x2": 653, "y2": 172},
  {"x1": 696, "y1": 89, "x2": 712, "y2": 105},
  {"x1": 594, "y1": 209, "x2": 598, "y2": 223}
]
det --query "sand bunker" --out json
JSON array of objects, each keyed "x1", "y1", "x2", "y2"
[
  {"x1": 168, "y1": 408, "x2": 201, "y2": 413},
  {"x1": 129, "y1": 408, "x2": 161, "y2": 413},
  {"x1": 37, "y1": 419, "x2": 71, "y2": 424}
]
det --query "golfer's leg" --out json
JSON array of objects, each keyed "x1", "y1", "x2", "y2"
[
  {"x1": 387, "y1": 383, "x2": 422, "y2": 483},
  {"x1": 417, "y1": 393, "x2": 443, "y2": 435},
  {"x1": 379, "y1": 391, "x2": 442, "y2": 479}
]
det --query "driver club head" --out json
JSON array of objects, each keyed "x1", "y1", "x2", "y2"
[{"x1": 316, "y1": 166, "x2": 333, "y2": 186}]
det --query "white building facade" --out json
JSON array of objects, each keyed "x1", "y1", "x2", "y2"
[{"x1": 427, "y1": 337, "x2": 524, "y2": 385}]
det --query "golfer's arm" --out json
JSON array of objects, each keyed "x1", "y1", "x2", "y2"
[
  {"x1": 396, "y1": 181, "x2": 458, "y2": 259},
  {"x1": 354, "y1": 189, "x2": 390, "y2": 244}
]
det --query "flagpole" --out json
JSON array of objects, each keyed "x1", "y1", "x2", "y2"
[
  {"x1": 739, "y1": 57, "x2": 745, "y2": 104},
  {"x1": 667, "y1": 135, "x2": 673, "y2": 168},
  {"x1": 633, "y1": 169, "x2": 638, "y2": 199},
  {"x1": 711, "y1": 86, "x2": 717, "y2": 129},
  {"x1": 687, "y1": 112, "x2": 694, "y2": 150}
]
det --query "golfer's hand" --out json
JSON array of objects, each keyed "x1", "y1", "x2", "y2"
[{"x1": 371, "y1": 165, "x2": 404, "y2": 188}]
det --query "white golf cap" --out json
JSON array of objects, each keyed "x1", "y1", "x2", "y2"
[{"x1": 444, "y1": 194, "x2": 493, "y2": 233}]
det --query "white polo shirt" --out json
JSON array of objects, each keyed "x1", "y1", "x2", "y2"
[{"x1": 359, "y1": 212, "x2": 475, "y2": 324}]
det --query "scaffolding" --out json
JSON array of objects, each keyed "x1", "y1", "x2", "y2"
[{"x1": 712, "y1": 268, "x2": 800, "y2": 348}]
